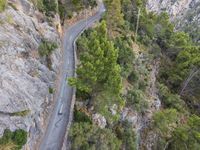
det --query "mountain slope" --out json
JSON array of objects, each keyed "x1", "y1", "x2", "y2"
[
  {"x1": 0, "y1": 0, "x2": 62, "y2": 148},
  {"x1": 147, "y1": 0, "x2": 200, "y2": 43}
]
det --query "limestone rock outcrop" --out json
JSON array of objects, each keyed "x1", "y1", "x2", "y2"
[
  {"x1": 0, "y1": 0, "x2": 62, "y2": 148},
  {"x1": 147, "y1": 0, "x2": 200, "y2": 42}
]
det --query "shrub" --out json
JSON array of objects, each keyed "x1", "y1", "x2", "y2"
[
  {"x1": 157, "y1": 83, "x2": 185, "y2": 112},
  {"x1": 69, "y1": 122, "x2": 121, "y2": 150},
  {"x1": 126, "y1": 89, "x2": 148, "y2": 113},
  {"x1": 36, "y1": 0, "x2": 45, "y2": 12},
  {"x1": 12, "y1": 129, "x2": 27, "y2": 147},
  {"x1": 76, "y1": 89, "x2": 91, "y2": 100},
  {"x1": 43, "y1": 0, "x2": 58, "y2": 16},
  {"x1": 169, "y1": 115, "x2": 200, "y2": 150},
  {"x1": 74, "y1": 108, "x2": 92, "y2": 123},
  {"x1": 0, "y1": 0, "x2": 6, "y2": 12},
  {"x1": 0, "y1": 129, "x2": 12, "y2": 145},
  {"x1": 138, "y1": 80, "x2": 148, "y2": 91},
  {"x1": 114, "y1": 121, "x2": 137, "y2": 150},
  {"x1": 128, "y1": 70, "x2": 139, "y2": 84},
  {"x1": 48, "y1": 87, "x2": 54, "y2": 94},
  {"x1": 58, "y1": 2, "x2": 66, "y2": 22},
  {"x1": 38, "y1": 40, "x2": 58, "y2": 57},
  {"x1": 153, "y1": 109, "x2": 179, "y2": 138},
  {"x1": 11, "y1": 110, "x2": 30, "y2": 117},
  {"x1": 0, "y1": 129, "x2": 27, "y2": 150},
  {"x1": 32, "y1": 0, "x2": 58, "y2": 16},
  {"x1": 114, "y1": 36, "x2": 135, "y2": 78}
]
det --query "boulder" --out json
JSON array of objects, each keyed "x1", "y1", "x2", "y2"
[
  {"x1": 92, "y1": 113, "x2": 107, "y2": 128},
  {"x1": 121, "y1": 108, "x2": 138, "y2": 125}
]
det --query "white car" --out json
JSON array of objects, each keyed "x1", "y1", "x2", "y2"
[{"x1": 58, "y1": 104, "x2": 64, "y2": 115}]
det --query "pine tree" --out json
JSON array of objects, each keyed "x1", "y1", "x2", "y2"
[{"x1": 69, "y1": 21, "x2": 122, "y2": 96}]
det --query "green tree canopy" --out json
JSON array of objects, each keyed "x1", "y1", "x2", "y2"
[
  {"x1": 69, "y1": 21, "x2": 122, "y2": 96},
  {"x1": 153, "y1": 109, "x2": 179, "y2": 138},
  {"x1": 169, "y1": 115, "x2": 200, "y2": 150},
  {"x1": 114, "y1": 36, "x2": 135, "y2": 78},
  {"x1": 69, "y1": 122, "x2": 121, "y2": 150},
  {"x1": 104, "y1": 0, "x2": 124, "y2": 35}
]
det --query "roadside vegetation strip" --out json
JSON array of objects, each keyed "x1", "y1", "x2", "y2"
[{"x1": 0, "y1": 129, "x2": 27, "y2": 150}]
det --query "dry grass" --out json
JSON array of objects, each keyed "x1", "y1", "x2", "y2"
[
  {"x1": 0, "y1": 0, "x2": 7, "y2": 12},
  {"x1": 10, "y1": 110, "x2": 30, "y2": 117},
  {"x1": 0, "y1": 142, "x2": 17, "y2": 150},
  {"x1": 131, "y1": 41, "x2": 143, "y2": 57}
]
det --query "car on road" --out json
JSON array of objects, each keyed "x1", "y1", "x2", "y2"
[{"x1": 58, "y1": 104, "x2": 64, "y2": 115}]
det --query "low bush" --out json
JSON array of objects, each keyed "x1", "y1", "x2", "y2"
[
  {"x1": 31, "y1": 0, "x2": 44, "y2": 12},
  {"x1": 0, "y1": 129, "x2": 27, "y2": 150},
  {"x1": 48, "y1": 87, "x2": 54, "y2": 94},
  {"x1": 128, "y1": 70, "x2": 139, "y2": 85},
  {"x1": 0, "y1": 0, "x2": 6, "y2": 12},
  {"x1": 43, "y1": 0, "x2": 58, "y2": 16},
  {"x1": 114, "y1": 36, "x2": 135, "y2": 78},
  {"x1": 69, "y1": 122, "x2": 121, "y2": 150},
  {"x1": 11, "y1": 110, "x2": 30, "y2": 117},
  {"x1": 114, "y1": 121, "x2": 137, "y2": 150},
  {"x1": 38, "y1": 40, "x2": 58, "y2": 57},
  {"x1": 153, "y1": 109, "x2": 179, "y2": 138},
  {"x1": 126, "y1": 89, "x2": 148, "y2": 113},
  {"x1": 157, "y1": 83, "x2": 186, "y2": 112},
  {"x1": 12, "y1": 130, "x2": 27, "y2": 147},
  {"x1": 74, "y1": 108, "x2": 92, "y2": 123},
  {"x1": 76, "y1": 89, "x2": 91, "y2": 101},
  {"x1": 32, "y1": 0, "x2": 58, "y2": 16}
]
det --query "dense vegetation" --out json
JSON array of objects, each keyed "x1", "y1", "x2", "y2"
[
  {"x1": 33, "y1": 0, "x2": 97, "y2": 24},
  {"x1": 1, "y1": 0, "x2": 199, "y2": 148},
  {"x1": 69, "y1": 21, "x2": 123, "y2": 121},
  {"x1": 38, "y1": 39, "x2": 58, "y2": 69},
  {"x1": 69, "y1": 0, "x2": 200, "y2": 149},
  {"x1": 32, "y1": 0, "x2": 58, "y2": 16},
  {"x1": 0, "y1": 129, "x2": 27, "y2": 150},
  {"x1": 70, "y1": 122, "x2": 121, "y2": 150},
  {"x1": 120, "y1": 0, "x2": 200, "y2": 113},
  {"x1": 70, "y1": 106, "x2": 136, "y2": 149},
  {"x1": 58, "y1": 0, "x2": 97, "y2": 22},
  {"x1": 120, "y1": 0, "x2": 200, "y2": 149},
  {"x1": 38, "y1": 40, "x2": 58, "y2": 57},
  {"x1": 68, "y1": 0, "x2": 146, "y2": 148}
]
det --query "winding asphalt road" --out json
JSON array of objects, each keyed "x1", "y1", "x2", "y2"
[{"x1": 39, "y1": 3, "x2": 105, "y2": 150}]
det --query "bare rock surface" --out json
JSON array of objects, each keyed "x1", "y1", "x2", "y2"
[
  {"x1": 0, "y1": 0, "x2": 62, "y2": 148},
  {"x1": 147, "y1": 0, "x2": 194, "y2": 19},
  {"x1": 92, "y1": 113, "x2": 107, "y2": 128},
  {"x1": 147, "y1": 0, "x2": 200, "y2": 42}
]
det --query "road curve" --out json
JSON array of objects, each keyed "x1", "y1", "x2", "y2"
[{"x1": 39, "y1": 3, "x2": 105, "y2": 150}]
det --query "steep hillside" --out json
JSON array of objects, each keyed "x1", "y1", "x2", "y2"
[
  {"x1": 0, "y1": 0, "x2": 99, "y2": 149},
  {"x1": 0, "y1": 0, "x2": 199, "y2": 149},
  {"x1": 68, "y1": 0, "x2": 200, "y2": 149},
  {"x1": 147, "y1": 0, "x2": 200, "y2": 43},
  {"x1": 0, "y1": 0, "x2": 62, "y2": 149}
]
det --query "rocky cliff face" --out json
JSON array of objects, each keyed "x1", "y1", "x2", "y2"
[
  {"x1": 147, "y1": 0, "x2": 200, "y2": 43},
  {"x1": 0, "y1": 0, "x2": 62, "y2": 148}
]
